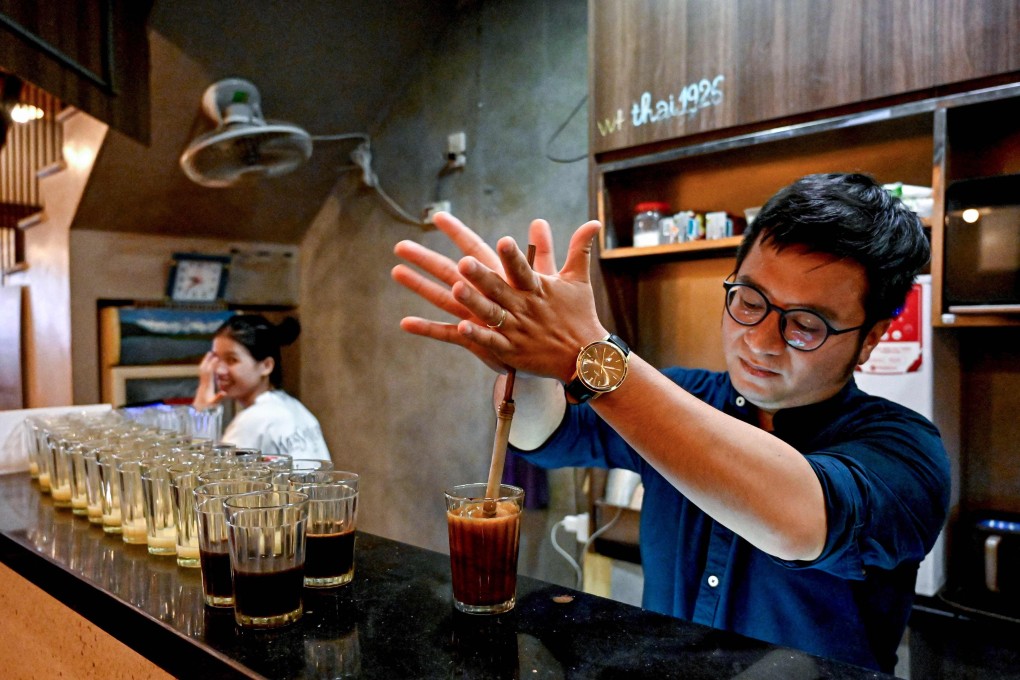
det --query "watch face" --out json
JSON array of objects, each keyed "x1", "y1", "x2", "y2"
[
  {"x1": 171, "y1": 259, "x2": 225, "y2": 302},
  {"x1": 578, "y1": 341, "x2": 628, "y2": 391}
]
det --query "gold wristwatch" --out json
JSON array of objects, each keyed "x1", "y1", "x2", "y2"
[{"x1": 564, "y1": 334, "x2": 631, "y2": 404}]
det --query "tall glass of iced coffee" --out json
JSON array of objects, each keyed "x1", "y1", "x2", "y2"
[{"x1": 446, "y1": 483, "x2": 524, "y2": 615}]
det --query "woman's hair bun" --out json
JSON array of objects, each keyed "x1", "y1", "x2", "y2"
[{"x1": 275, "y1": 316, "x2": 301, "y2": 346}]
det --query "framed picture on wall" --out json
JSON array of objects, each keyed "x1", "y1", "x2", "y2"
[{"x1": 106, "y1": 364, "x2": 199, "y2": 407}]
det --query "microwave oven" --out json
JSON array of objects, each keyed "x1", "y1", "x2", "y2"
[{"x1": 943, "y1": 173, "x2": 1020, "y2": 315}]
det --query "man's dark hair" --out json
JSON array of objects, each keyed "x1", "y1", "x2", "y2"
[
  {"x1": 734, "y1": 172, "x2": 930, "y2": 325},
  {"x1": 214, "y1": 314, "x2": 301, "y2": 388}
]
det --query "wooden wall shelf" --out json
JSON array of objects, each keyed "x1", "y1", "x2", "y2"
[{"x1": 600, "y1": 236, "x2": 742, "y2": 261}]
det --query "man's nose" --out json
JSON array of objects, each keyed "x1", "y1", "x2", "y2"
[{"x1": 744, "y1": 310, "x2": 786, "y2": 354}]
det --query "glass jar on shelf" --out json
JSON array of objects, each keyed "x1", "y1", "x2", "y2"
[{"x1": 632, "y1": 201, "x2": 671, "y2": 248}]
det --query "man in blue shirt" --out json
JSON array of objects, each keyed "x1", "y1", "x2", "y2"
[{"x1": 393, "y1": 173, "x2": 950, "y2": 672}]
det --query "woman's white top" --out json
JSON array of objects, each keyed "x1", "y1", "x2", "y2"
[{"x1": 221, "y1": 390, "x2": 330, "y2": 462}]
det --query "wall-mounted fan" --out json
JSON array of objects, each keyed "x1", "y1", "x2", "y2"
[
  {"x1": 179, "y1": 78, "x2": 313, "y2": 188},
  {"x1": 180, "y1": 77, "x2": 429, "y2": 227}
]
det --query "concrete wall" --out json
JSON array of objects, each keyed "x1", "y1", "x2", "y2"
[
  {"x1": 300, "y1": 0, "x2": 590, "y2": 553},
  {"x1": 67, "y1": 230, "x2": 300, "y2": 406}
]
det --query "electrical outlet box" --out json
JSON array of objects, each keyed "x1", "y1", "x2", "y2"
[
  {"x1": 424, "y1": 201, "x2": 452, "y2": 224},
  {"x1": 447, "y1": 132, "x2": 467, "y2": 169},
  {"x1": 448, "y1": 132, "x2": 466, "y2": 155}
]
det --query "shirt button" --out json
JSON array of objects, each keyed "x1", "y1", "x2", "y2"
[
  {"x1": 707, "y1": 575, "x2": 719, "y2": 588},
  {"x1": 735, "y1": 396, "x2": 746, "y2": 407}
]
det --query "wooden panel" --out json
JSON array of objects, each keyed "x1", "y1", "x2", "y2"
[
  {"x1": 944, "y1": 94, "x2": 1020, "y2": 183},
  {"x1": 758, "y1": 1, "x2": 866, "y2": 115},
  {"x1": 0, "y1": 285, "x2": 22, "y2": 408},
  {"x1": 0, "y1": 80, "x2": 62, "y2": 215},
  {"x1": 958, "y1": 328, "x2": 1020, "y2": 513},
  {"x1": 0, "y1": 0, "x2": 153, "y2": 145},
  {"x1": 636, "y1": 257, "x2": 733, "y2": 369},
  {"x1": 935, "y1": 0, "x2": 1020, "y2": 85},
  {"x1": 0, "y1": 562, "x2": 172, "y2": 679},
  {"x1": 590, "y1": 0, "x2": 1015, "y2": 155},
  {"x1": 932, "y1": 90, "x2": 1020, "y2": 328},
  {"x1": 861, "y1": 0, "x2": 937, "y2": 98}
]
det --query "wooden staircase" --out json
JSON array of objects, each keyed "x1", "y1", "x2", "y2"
[{"x1": 0, "y1": 77, "x2": 62, "y2": 284}]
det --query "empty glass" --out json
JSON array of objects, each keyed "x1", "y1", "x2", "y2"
[
  {"x1": 197, "y1": 466, "x2": 273, "y2": 485},
  {"x1": 274, "y1": 459, "x2": 335, "y2": 488}
]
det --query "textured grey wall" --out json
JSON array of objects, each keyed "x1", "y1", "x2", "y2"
[{"x1": 300, "y1": 0, "x2": 590, "y2": 556}]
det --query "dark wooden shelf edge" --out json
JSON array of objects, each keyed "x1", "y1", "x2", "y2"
[{"x1": 601, "y1": 236, "x2": 743, "y2": 260}]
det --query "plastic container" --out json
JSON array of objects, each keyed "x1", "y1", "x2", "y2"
[{"x1": 632, "y1": 202, "x2": 671, "y2": 247}]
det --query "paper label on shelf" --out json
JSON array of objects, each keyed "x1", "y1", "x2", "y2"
[{"x1": 857, "y1": 283, "x2": 923, "y2": 375}]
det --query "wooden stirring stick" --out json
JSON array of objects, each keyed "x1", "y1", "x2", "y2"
[{"x1": 483, "y1": 243, "x2": 537, "y2": 515}]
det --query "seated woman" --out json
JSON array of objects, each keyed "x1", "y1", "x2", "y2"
[{"x1": 193, "y1": 314, "x2": 330, "y2": 461}]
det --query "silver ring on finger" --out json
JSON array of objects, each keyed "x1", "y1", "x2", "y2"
[{"x1": 486, "y1": 307, "x2": 507, "y2": 330}]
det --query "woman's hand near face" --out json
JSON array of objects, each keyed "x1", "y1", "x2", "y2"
[
  {"x1": 392, "y1": 212, "x2": 558, "y2": 373},
  {"x1": 192, "y1": 350, "x2": 227, "y2": 410}
]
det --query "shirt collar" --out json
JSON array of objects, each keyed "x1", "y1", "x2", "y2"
[{"x1": 727, "y1": 378, "x2": 858, "y2": 448}]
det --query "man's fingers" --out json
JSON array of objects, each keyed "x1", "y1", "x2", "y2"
[
  {"x1": 527, "y1": 219, "x2": 557, "y2": 276},
  {"x1": 496, "y1": 237, "x2": 540, "y2": 291},
  {"x1": 399, "y1": 317, "x2": 470, "y2": 346},
  {"x1": 400, "y1": 316, "x2": 509, "y2": 373},
  {"x1": 394, "y1": 240, "x2": 463, "y2": 288},
  {"x1": 391, "y1": 264, "x2": 472, "y2": 320},
  {"x1": 456, "y1": 256, "x2": 518, "y2": 309},
  {"x1": 451, "y1": 277, "x2": 508, "y2": 328},
  {"x1": 431, "y1": 212, "x2": 502, "y2": 271},
  {"x1": 560, "y1": 221, "x2": 602, "y2": 281}
]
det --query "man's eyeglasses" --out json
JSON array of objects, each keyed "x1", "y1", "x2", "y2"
[{"x1": 722, "y1": 281, "x2": 865, "y2": 351}]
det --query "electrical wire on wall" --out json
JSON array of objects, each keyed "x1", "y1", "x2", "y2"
[
  {"x1": 343, "y1": 137, "x2": 429, "y2": 229},
  {"x1": 549, "y1": 504, "x2": 626, "y2": 590},
  {"x1": 545, "y1": 94, "x2": 588, "y2": 164}
]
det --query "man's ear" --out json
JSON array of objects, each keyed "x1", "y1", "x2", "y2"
[{"x1": 857, "y1": 319, "x2": 891, "y2": 366}]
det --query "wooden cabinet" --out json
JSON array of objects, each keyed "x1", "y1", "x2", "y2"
[
  {"x1": 0, "y1": 0, "x2": 153, "y2": 145},
  {"x1": 932, "y1": 90, "x2": 1020, "y2": 328},
  {"x1": 593, "y1": 84, "x2": 1020, "y2": 365},
  {"x1": 590, "y1": 0, "x2": 1019, "y2": 156}
]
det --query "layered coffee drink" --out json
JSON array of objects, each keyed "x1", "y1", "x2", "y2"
[{"x1": 446, "y1": 484, "x2": 523, "y2": 615}]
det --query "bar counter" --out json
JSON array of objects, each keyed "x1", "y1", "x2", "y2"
[{"x1": 0, "y1": 472, "x2": 892, "y2": 679}]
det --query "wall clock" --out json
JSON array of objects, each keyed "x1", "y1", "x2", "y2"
[{"x1": 166, "y1": 253, "x2": 231, "y2": 303}]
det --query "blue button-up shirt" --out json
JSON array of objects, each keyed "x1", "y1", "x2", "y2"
[{"x1": 515, "y1": 368, "x2": 950, "y2": 672}]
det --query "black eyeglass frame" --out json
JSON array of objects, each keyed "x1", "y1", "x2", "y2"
[{"x1": 721, "y1": 280, "x2": 866, "y2": 352}]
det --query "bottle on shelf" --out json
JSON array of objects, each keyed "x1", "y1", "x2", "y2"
[{"x1": 632, "y1": 201, "x2": 672, "y2": 248}]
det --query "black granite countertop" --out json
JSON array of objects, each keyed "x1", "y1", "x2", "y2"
[{"x1": 0, "y1": 472, "x2": 899, "y2": 679}]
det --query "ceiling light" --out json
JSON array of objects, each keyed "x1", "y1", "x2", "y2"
[{"x1": 9, "y1": 103, "x2": 43, "y2": 124}]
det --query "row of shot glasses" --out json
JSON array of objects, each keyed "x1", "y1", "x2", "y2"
[{"x1": 22, "y1": 410, "x2": 359, "y2": 629}]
